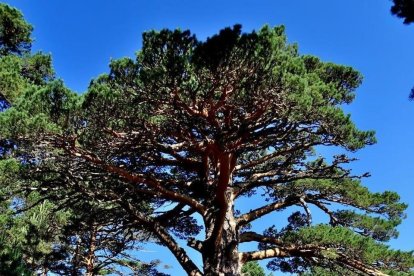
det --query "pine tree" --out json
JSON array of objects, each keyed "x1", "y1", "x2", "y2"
[
  {"x1": 1, "y1": 22, "x2": 413, "y2": 275},
  {"x1": 242, "y1": 261, "x2": 266, "y2": 276},
  {"x1": 0, "y1": 4, "x2": 55, "y2": 274},
  {"x1": 0, "y1": 4, "x2": 164, "y2": 275},
  {"x1": 0, "y1": 4, "x2": 32, "y2": 56}
]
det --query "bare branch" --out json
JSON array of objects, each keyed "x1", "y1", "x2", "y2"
[
  {"x1": 240, "y1": 231, "x2": 284, "y2": 246},
  {"x1": 187, "y1": 238, "x2": 203, "y2": 252},
  {"x1": 308, "y1": 199, "x2": 339, "y2": 225},
  {"x1": 239, "y1": 247, "x2": 290, "y2": 263},
  {"x1": 119, "y1": 201, "x2": 203, "y2": 276},
  {"x1": 299, "y1": 196, "x2": 312, "y2": 226},
  {"x1": 237, "y1": 197, "x2": 297, "y2": 226}
]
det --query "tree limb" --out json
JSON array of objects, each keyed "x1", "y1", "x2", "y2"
[
  {"x1": 62, "y1": 143, "x2": 206, "y2": 214},
  {"x1": 237, "y1": 197, "x2": 297, "y2": 226}
]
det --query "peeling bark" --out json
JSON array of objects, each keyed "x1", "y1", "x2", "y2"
[{"x1": 203, "y1": 188, "x2": 241, "y2": 275}]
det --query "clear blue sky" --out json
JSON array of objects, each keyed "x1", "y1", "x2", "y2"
[{"x1": 3, "y1": 0, "x2": 414, "y2": 274}]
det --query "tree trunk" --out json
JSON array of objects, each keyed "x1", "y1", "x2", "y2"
[
  {"x1": 202, "y1": 188, "x2": 241, "y2": 275},
  {"x1": 71, "y1": 235, "x2": 81, "y2": 276},
  {"x1": 41, "y1": 264, "x2": 48, "y2": 276},
  {"x1": 85, "y1": 225, "x2": 97, "y2": 276}
]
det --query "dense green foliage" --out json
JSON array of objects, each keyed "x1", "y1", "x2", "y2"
[
  {"x1": 0, "y1": 2, "x2": 413, "y2": 275},
  {"x1": 242, "y1": 261, "x2": 267, "y2": 276},
  {"x1": 0, "y1": 4, "x2": 56, "y2": 274},
  {"x1": 0, "y1": 3, "x2": 32, "y2": 56},
  {"x1": 0, "y1": 4, "x2": 167, "y2": 275},
  {"x1": 0, "y1": 3, "x2": 53, "y2": 106}
]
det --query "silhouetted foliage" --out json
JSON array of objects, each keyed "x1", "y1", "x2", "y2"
[
  {"x1": 409, "y1": 86, "x2": 414, "y2": 100},
  {"x1": 391, "y1": 0, "x2": 414, "y2": 24}
]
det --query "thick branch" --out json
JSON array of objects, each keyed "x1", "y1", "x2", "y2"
[
  {"x1": 240, "y1": 231, "x2": 284, "y2": 246},
  {"x1": 300, "y1": 196, "x2": 312, "y2": 225},
  {"x1": 240, "y1": 245, "x2": 389, "y2": 276},
  {"x1": 335, "y1": 253, "x2": 389, "y2": 276},
  {"x1": 120, "y1": 201, "x2": 203, "y2": 276},
  {"x1": 239, "y1": 247, "x2": 291, "y2": 263},
  {"x1": 155, "y1": 203, "x2": 187, "y2": 222},
  {"x1": 187, "y1": 238, "x2": 203, "y2": 252},
  {"x1": 237, "y1": 197, "x2": 297, "y2": 226}
]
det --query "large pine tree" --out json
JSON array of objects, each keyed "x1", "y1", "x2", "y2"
[
  {"x1": 1, "y1": 17, "x2": 413, "y2": 276},
  {"x1": 0, "y1": 4, "x2": 163, "y2": 275},
  {"x1": 0, "y1": 3, "x2": 55, "y2": 274}
]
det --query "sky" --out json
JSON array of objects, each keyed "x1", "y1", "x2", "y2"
[{"x1": 2, "y1": 0, "x2": 414, "y2": 275}]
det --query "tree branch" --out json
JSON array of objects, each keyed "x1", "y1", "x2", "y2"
[
  {"x1": 240, "y1": 231, "x2": 284, "y2": 246},
  {"x1": 239, "y1": 247, "x2": 291, "y2": 263},
  {"x1": 62, "y1": 143, "x2": 206, "y2": 214},
  {"x1": 187, "y1": 237, "x2": 203, "y2": 252},
  {"x1": 308, "y1": 199, "x2": 339, "y2": 225},
  {"x1": 299, "y1": 196, "x2": 312, "y2": 226},
  {"x1": 237, "y1": 197, "x2": 297, "y2": 226},
  {"x1": 240, "y1": 245, "x2": 389, "y2": 276},
  {"x1": 119, "y1": 201, "x2": 203, "y2": 276}
]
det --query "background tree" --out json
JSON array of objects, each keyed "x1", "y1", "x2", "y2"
[
  {"x1": 391, "y1": 0, "x2": 414, "y2": 24},
  {"x1": 2, "y1": 24, "x2": 413, "y2": 275},
  {"x1": 0, "y1": 4, "x2": 167, "y2": 275},
  {"x1": 44, "y1": 200, "x2": 158, "y2": 275},
  {"x1": 0, "y1": 3, "x2": 55, "y2": 273},
  {"x1": 241, "y1": 261, "x2": 266, "y2": 276},
  {"x1": 0, "y1": 3, "x2": 32, "y2": 56}
]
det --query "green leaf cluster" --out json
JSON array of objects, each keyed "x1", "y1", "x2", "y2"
[{"x1": 0, "y1": 4, "x2": 32, "y2": 56}]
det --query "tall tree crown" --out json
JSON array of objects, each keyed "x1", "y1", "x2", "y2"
[
  {"x1": 1, "y1": 24, "x2": 413, "y2": 275},
  {"x1": 0, "y1": 4, "x2": 32, "y2": 56},
  {"x1": 391, "y1": 0, "x2": 414, "y2": 24}
]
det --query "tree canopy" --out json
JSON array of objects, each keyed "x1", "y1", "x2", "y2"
[
  {"x1": 242, "y1": 261, "x2": 267, "y2": 276},
  {"x1": 0, "y1": 3, "x2": 32, "y2": 56},
  {"x1": 391, "y1": 0, "x2": 414, "y2": 24},
  {"x1": 0, "y1": 3, "x2": 413, "y2": 276},
  {"x1": 0, "y1": 4, "x2": 167, "y2": 275}
]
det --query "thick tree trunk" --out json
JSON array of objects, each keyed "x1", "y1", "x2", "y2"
[{"x1": 202, "y1": 188, "x2": 241, "y2": 275}]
